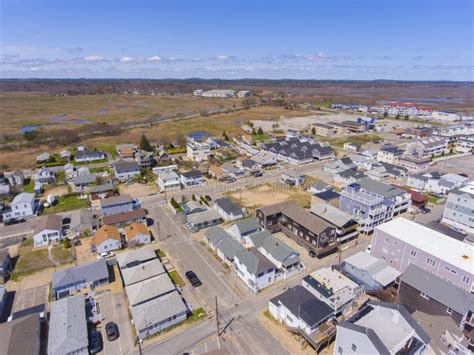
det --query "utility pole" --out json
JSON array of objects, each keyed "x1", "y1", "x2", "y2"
[{"x1": 215, "y1": 295, "x2": 220, "y2": 336}]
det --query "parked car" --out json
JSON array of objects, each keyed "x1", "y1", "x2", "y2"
[
  {"x1": 3, "y1": 218, "x2": 25, "y2": 226},
  {"x1": 308, "y1": 250, "x2": 316, "y2": 258},
  {"x1": 105, "y1": 322, "x2": 119, "y2": 341},
  {"x1": 97, "y1": 252, "x2": 115, "y2": 259},
  {"x1": 420, "y1": 207, "x2": 431, "y2": 214},
  {"x1": 88, "y1": 329, "x2": 103, "y2": 354},
  {"x1": 365, "y1": 244, "x2": 372, "y2": 254},
  {"x1": 205, "y1": 195, "x2": 212, "y2": 201},
  {"x1": 185, "y1": 270, "x2": 202, "y2": 287}
]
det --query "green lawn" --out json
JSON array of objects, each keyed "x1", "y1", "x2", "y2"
[
  {"x1": 330, "y1": 134, "x2": 384, "y2": 148},
  {"x1": 89, "y1": 166, "x2": 111, "y2": 174},
  {"x1": 252, "y1": 134, "x2": 270, "y2": 142},
  {"x1": 155, "y1": 249, "x2": 166, "y2": 258},
  {"x1": 10, "y1": 239, "x2": 54, "y2": 280},
  {"x1": 23, "y1": 178, "x2": 34, "y2": 193},
  {"x1": 168, "y1": 271, "x2": 185, "y2": 287},
  {"x1": 72, "y1": 157, "x2": 109, "y2": 166},
  {"x1": 43, "y1": 194, "x2": 89, "y2": 214},
  {"x1": 165, "y1": 146, "x2": 187, "y2": 155}
]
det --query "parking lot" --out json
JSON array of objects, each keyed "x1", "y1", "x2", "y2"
[
  {"x1": 12, "y1": 284, "x2": 49, "y2": 313},
  {"x1": 95, "y1": 291, "x2": 136, "y2": 355},
  {"x1": 430, "y1": 154, "x2": 474, "y2": 177}
]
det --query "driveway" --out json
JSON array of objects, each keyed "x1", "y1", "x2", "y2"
[
  {"x1": 12, "y1": 284, "x2": 49, "y2": 313},
  {"x1": 95, "y1": 291, "x2": 136, "y2": 355}
]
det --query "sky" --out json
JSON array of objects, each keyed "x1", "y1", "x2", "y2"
[{"x1": 0, "y1": 0, "x2": 473, "y2": 80}]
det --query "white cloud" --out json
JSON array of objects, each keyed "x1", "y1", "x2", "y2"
[
  {"x1": 216, "y1": 55, "x2": 228, "y2": 60},
  {"x1": 147, "y1": 55, "x2": 161, "y2": 62},
  {"x1": 83, "y1": 55, "x2": 106, "y2": 62},
  {"x1": 120, "y1": 56, "x2": 135, "y2": 63}
]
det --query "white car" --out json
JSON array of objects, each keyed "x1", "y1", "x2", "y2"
[
  {"x1": 97, "y1": 252, "x2": 115, "y2": 259},
  {"x1": 365, "y1": 244, "x2": 372, "y2": 254}
]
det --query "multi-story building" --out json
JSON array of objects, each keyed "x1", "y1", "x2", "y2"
[
  {"x1": 311, "y1": 123, "x2": 335, "y2": 137},
  {"x1": 2, "y1": 192, "x2": 38, "y2": 221},
  {"x1": 371, "y1": 217, "x2": 474, "y2": 292},
  {"x1": 442, "y1": 182, "x2": 474, "y2": 235},
  {"x1": 396, "y1": 155, "x2": 431, "y2": 173},
  {"x1": 383, "y1": 102, "x2": 420, "y2": 116},
  {"x1": 377, "y1": 144, "x2": 403, "y2": 164},
  {"x1": 339, "y1": 178, "x2": 411, "y2": 234},
  {"x1": 186, "y1": 131, "x2": 212, "y2": 162},
  {"x1": 405, "y1": 137, "x2": 449, "y2": 158}
]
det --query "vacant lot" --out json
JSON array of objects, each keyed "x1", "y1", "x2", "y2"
[{"x1": 43, "y1": 194, "x2": 90, "y2": 214}]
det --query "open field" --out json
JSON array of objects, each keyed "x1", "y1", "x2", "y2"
[
  {"x1": 42, "y1": 194, "x2": 90, "y2": 214},
  {"x1": 0, "y1": 93, "x2": 242, "y2": 134},
  {"x1": 0, "y1": 105, "x2": 310, "y2": 170}
]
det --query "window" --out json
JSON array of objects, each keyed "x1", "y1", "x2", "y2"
[
  {"x1": 462, "y1": 276, "x2": 470, "y2": 284},
  {"x1": 426, "y1": 258, "x2": 436, "y2": 267},
  {"x1": 338, "y1": 346, "x2": 343, "y2": 354},
  {"x1": 444, "y1": 266, "x2": 457, "y2": 274},
  {"x1": 420, "y1": 292, "x2": 430, "y2": 300},
  {"x1": 446, "y1": 307, "x2": 453, "y2": 315},
  {"x1": 351, "y1": 344, "x2": 357, "y2": 352},
  {"x1": 384, "y1": 237, "x2": 390, "y2": 244},
  {"x1": 410, "y1": 250, "x2": 417, "y2": 257}
]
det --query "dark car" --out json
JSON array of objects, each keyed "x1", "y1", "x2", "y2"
[
  {"x1": 308, "y1": 250, "x2": 317, "y2": 258},
  {"x1": 105, "y1": 322, "x2": 119, "y2": 341},
  {"x1": 205, "y1": 195, "x2": 212, "y2": 201},
  {"x1": 185, "y1": 270, "x2": 202, "y2": 287},
  {"x1": 420, "y1": 208, "x2": 431, "y2": 214},
  {"x1": 88, "y1": 329, "x2": 103, "y2": 354},
  {"x1": 3, "y1": 218, "x2": 25, "y2": 226}
]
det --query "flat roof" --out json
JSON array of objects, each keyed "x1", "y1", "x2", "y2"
[{"x1": 376, "y1": 218, "x2": 474, "y2": 274}]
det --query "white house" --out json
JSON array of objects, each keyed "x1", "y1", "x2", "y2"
[
  {"x1": 281, "y1": 170, "x2": 305, "y2": 187},
  {"x1": 114, "y1": 160, "x2": 140, "y2": 181},
  {"x1": 234, "y1": 248, "x2": 276, "y2": 293},
  {"x1": 156, "y1": 172, "x2": 181, "y2": 192},
  {"x1": 226, "y1": 217, "x2": 262, "y2": 242},
  {"x1": 33, "y1": 214, "x2": 63, "y2": 247},
  {"x1": 124, "y1": 222, "x2": 151, "y2": 247},
  {"x1": 180, "y1": 170, "x2": 205, "y2": 188},
  {"x1": 431, "y1": 110, "x2": 461, "y2": 122},
  {"x1": 2, "y1": 192, "x2": 37, "y2": 221},
  {"x1": 92, "y1": 225, "x2": 122, "y2": 254},
  {"x1": 33, "y1": 167, "x2": 56, "y2": 184},
  {"x1": 75, "y1": 150, "x2": 106, "y2": 163},
  {"x1": 213, "y1": 197, "x2": 245, "y2": 221}
]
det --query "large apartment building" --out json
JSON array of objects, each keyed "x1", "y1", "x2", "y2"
[
  {"x1": 404, "y1": 136, "x2": 449, "y2": 158},
  {"x1": 186, "y1": 131, "x2": 211, "y2": 162},
  {"x1": 442, "y1": 183, "x2": 474, "y2": 235},
  {"x1": 339, "y1": 178, "x2": 411, "y2": 234},
  {"x1": 371, "y1": 218, "x2": 474, "y2": 292}
]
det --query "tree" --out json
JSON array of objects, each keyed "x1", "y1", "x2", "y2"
[
  {"x1": 404, "y1": 115, "x2": 409, "y2": 121},
  {"x1": 192, "y1": 194, "x2": 197, "y2": 201},
  {"x1": 257, "y1": 127, "x2": 264, "y2": 135},
  {"x1": 251, "y1": 128, "x2": 257, "y2": 135},
  {"x1": 222, "y1": 131, "x2": 229, "y2": 141},
  {"x1": 140, "y1": 134, "x2": 152, "y2": 151},
  {"x1": 383, "y1": 111, "x2": 388, "y2": 118},
  {"x1": 63, "y1": 238, "x2": 72, "y2": 249},
  {"x1": 311, "y1": 127, "x2": 316, "y2": 135},
  {"x1": 395, "y1": 114, "x2": 400, "y2": 120}
]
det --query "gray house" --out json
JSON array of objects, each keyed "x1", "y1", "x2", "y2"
[
  {"x1": 100, "y1": 195, "x2": 134, "y2": 216},
  {"x1": 52, "y1": 259, "x2": 109, "y2": 299},
  {"x1": 441, "y1": 184, "x2": 474, "y2": 235},
  {"x1": 48, "y1": 295, "x2": 89, "y2": 355},
  {"x1": 213, "y1": 197, "x2": 245, "y2": 221},
  {"x1": 125, "y1": 273, "x2": 176, "y2": 307},
  {"x1": 204, "y1": 226, "x2": 245, "y2": 265},
  {"x1": 2, "y1": 192, "x2": 38, "y2": 221},
  {"x1": 117, "y1": 247, "x2": 157, "y2": 270},
  {"x1": 226, "y1": 217, "x2": 262, "y2": 241},
  {"x1": 114, "y1": 160, "x2": 140, "y2": 180},
  {"x1": 69, "y1": 208, "x2": 99, "y2": 237}
]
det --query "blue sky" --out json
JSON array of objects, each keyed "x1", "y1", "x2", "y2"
[{"x1": 1, "y1": 0, "x2": 472, "y2": 80}]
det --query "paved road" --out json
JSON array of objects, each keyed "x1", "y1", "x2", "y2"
[{"x1": 142, "y1": 238, "x2": 370, "y2": 354}]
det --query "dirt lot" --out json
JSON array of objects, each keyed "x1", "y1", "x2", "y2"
[
  {"x1": 227, "y1": 183, "x2": 311, "y2": 212},
  {"x1": 119, "y1": 182, "x2": 159, "y2": 198},
  {"x1": 74, "y1": 236, "x2": 95, "y2": 264}
]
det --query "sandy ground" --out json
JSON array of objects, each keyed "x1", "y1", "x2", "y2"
[
  {"x1": 119, "y1": 182, "x2": 159, "y2": 198},
  {"x1": 74, "y1": 236, "x2": 95, "y2": 264},
  {"x1": 6, "y1": 267, "x2": 56, "y2": 292},
  {"x1": 45, "y1": 184, "x2": 69, "y2": 197}
]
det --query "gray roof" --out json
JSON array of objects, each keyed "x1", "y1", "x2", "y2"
[
  {"x1": 248, "y1": 230, "x2": 273, "y2": 248},
  {"x1": 187, "y1": 210, "x2": 222, "y2": 226},
  {"x1": 88, "y1": 183, "x2": 115, "y2": 193},
  {"x1": 309, "y1": 181, "x2": 332, "y2": 191},
  {"x1": 130, "y1": 290, "x2": 187, "y2": 331},
  {"x1": 116, "y1": 247, "x2": 157, "y2": 268},
  {"x1": 282, "y1": 169, "x2": 304, "y2": 179},
  {"x1": 33, "y1": 214, "x2": 62, "y2": 235},
  {"x1": 217, "y1": 237, "x2": 245, "y2": 261},
  {"x1": 310, "y1": 203, "x2": 355, "y2": 228},
  {"x1": 235, "y1": 248, "x2": 275, "y2": 276},
  {"x1": 214, "y1": 197, "x2": 243, "y2": 216},
  {"x1": 52, "y1": 259, "x2": 109, "y2": 290},
  {"x1": 72, "y1": 174, "x2": 96, "y2": 185},
  {"x1": 182, "y1": 200, "x2": 206, "y2": 214},
  {"x1": 120, "y1": 259, "x2": 166, "y2": 286},
  {"x1": 281, "y1": 203, "x2": 333, "y2": 235},
  {"x1": 204, "y1": 226, "x2": 231, "y2": 245},
  {"x1": 261, "y1": 236, "x2": 299, "y2": 267},
  {"x1": 11, "y1": 192, "x2": 35, "y2": 206},
  {"x1": 344, "y1": 252, "x2": 401, "y2": 287},
  {"x1": 48, "y1": 295, "x2": 88, "y2": 355},
  {"x1": 359, "y1": 178, "x2": 405, "y2": 198},
  {"x1": 75, "y1": 150, "x2": 104, "y2": 160},
  {"x1": 401, "y1": 264, "x2": 474, "y2": 315},
  {"x1": 70, "y1": 208, "x2": 98, "y2": 231},
  {"x1": 114, "y1": 160, "x2": 139, "y2": 174},
  {"x1": 233, "y1": 217, "x2": 261, "y2": 235},
  {"x1": 100, "y1": 194, "x2": 133, "y2": 208},
  {"x1": 0, "y1": 313, "x2": 42, "y2": 355},
  {"x1": 125, "y1": 273, "x2": 175, "y2": 306}
]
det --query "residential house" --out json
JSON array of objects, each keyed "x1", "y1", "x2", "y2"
[
  {"x1": 32, "y1": 214, "x2": 63, "y2": 247},
  {"x1": 213, "y1": 197, "x2": 245, "y2": 221},
  {"x1": 371, "y1": 218, "x2": 474, "y2": 292},
  {"x1": 312, "y1": 123, "x2": 335, "y2": 137},
  {"x1": 120, "y1": 259, "x2": 166, "y2": 286},
  {"x1": 51, "y1": 259, "x2": 109, "y2": 299},
  {"x1": 398, "y1": 264, "x2": 473, "y2": 329},
  {"x1": 204, "y1": 227, "x2": 245, "y2": 265},
  {"x1": 75, "y1": 149, "x2": 106, "y2": 163},
  {"x1": 70, "y1": 174, "x2": 96, "y2": 192},
  {"x1": 261, "y1": 139, "x2": 323, "y2": 165},
  {"x1": 156, "y1": 150, "x2": 170, "y2": 162},
  {"x1": 405, "y1": 136, "x2": 449, "y2": 158},
  {"x1": 323, "y1": 157, "x2": 357, "y2": 175},
  {"x1": 124, "y1": 222, "x2": 151, "y2": 247},
  {"x1": 0, "y1": 174, "x2": 11, "y2": 196},
  {"x1": 48, "y1": 295, "x2": 89, "y2": 355},
  {"x1": 383, "y1": 102, "x2": 420, "y2": 116},
  {"x1": 88, "y1": 183, "x2": 115, "y2": 200},
  {"x1": 2, "y1": 192, "x2": 38, "y2": 221},
  {"x1": 152, "y1": 164, "x2": 178, "y2": 176},
  {"x1": 134, "y1": 150, "x2": 153, "y2": 169},
  {"x1": 269, "y1": 285, "x2": 335, "y2": 336},
  {"x1": 180, "y1": 170, "x2": 205, "y2": 188},
  {"x1": 186, "y1": 131, "x2": 211, "y2": 162},
  {"x1": 181, "y1": 200, "x2": 207, "y2": 215},
  {"x1": 312, "y1": 143, "x2": 335, "y2": 160},
  {"x1": 208, "y1": 165, "x2": 227, "y2": 180},
  {"x1": 393, "y1": 185, "x2": 428, "y2": 210},
  {"x1": 156, "y1": 171, "x2": 181, "y2": 192},
  {"x1": 397, "y1": 155, "x2": 431, "y2": 174},
  {"x1": 59, "y1": 149, "x2": 71, "y2": 161},
  {"x1": 102, "y1": 208, "x2": 147, "y2": 228},
  {"x1": 100, "y1": 195, "x2": 134, "y2": 216},
  {"x1": 186, "y1": 210, "x2": 223, "y2": 232},
  {"x1": 36, "y1": 152, "x2": 50, "y2": 163},
  {"x1": 114, "y1": 160, "x2": 140, "y2": 180},
  {"x1": 256, "y1": 201, "x2": 338, "y2": 257},
  {"x1": 234, "y1": 248, "x2": 276, "y2": 293},
  {"x1": 342, "y1": 251, "x2": 401, "y2": 291},
  {"x1": 341, "y1": 121, "x2": 366, "y2": 133},
  {"x1": 335, "y1": 301, "x2": 431, "y2": 355},
  {"x1": 339, "y1": 178, "x2": 411, "y2": 234},
  {"x1": 281, "y1": 170, "x2": 305, "y2": 187},
  {"x1": 407, "y1": 171, "x2": 469, "y2": 195},
  {"x1": 312, "y1": 190, "x2": 341, "y2": 207},
  {"x1": 327, "y1": 121, "x2": 350, "y2": 135},
  {"x1": 307, "y1": 182, "x2": 333, "y2": 195},
  {"x1": 257, "y1": 234, "x2": 302, "y2": 279},
  {"x1": 91, "y1": 224, "x2": 122, "y2": 254},
  {"x1": 226, "y1": 217, "x2": 262, "y2": 241},
  {"x1": 7, "y1": 170, "x2": 25, "y2": 187},
  {"x1": 334, "y1": 169, "x2": 366, "y2": 185},
  {"x1": 32, "y1": 167, "x2": 55, "y2": 184},
  {"x1": 251, "y1": 151, "x2": 277, "y2": 168},
  {"x1": 116, "y1": 144, "x2": 136, "y2": 159},
  {"x1": 131, "y1": 290, "x2": 187, "y2": 340},
  {"x1": 240, "y1": 159, "x2": 260, "y2": 173},
  {"x1": 125, "y1": 273, "x2": 175, "y2": 307},
  {"x1": 377, "y1": 144, "x2": 403, "y2": 164},
  {"x1": 221, "y1": 164, "x2": 245, "y2": 179},
  {"x1": 0, "y1": 249, "x2": 12, "y2": 284},
  {"x1": 310, "y1": 203, "x2": 358, "y2": 243},
  {"x1": 442, "y1": 183, "x2": 474, "y2": 235},
  {"x1": 343, "y1": 142, "x2": 362, "y2": 152},
  {"x1": 69, "y1": 208, "x2": 99, "y2": 237},
  {"x1": 117, "y1": 247, "x2": 157, "y2": 270},
  {"x1": 303, "y1": 268, "x2": 363, "y2": 315}
]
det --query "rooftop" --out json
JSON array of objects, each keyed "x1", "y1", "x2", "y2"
[
  {"x1": 235, "y1": 248, "x2": 275, "y2": 276},
  {"x1": 92, "y1": 224, "x2": 120, "y2": 245},
  {"x1": 214, "y1": 197, "x2": 243, "y2": 216},
  {"x1": 187, "y1": 209, "x2": 222, "y2": 226},
  {"x1": 120, "y1": 258, "x2": 166, "y2": 286},
  {"x1": 344, "y1": 252, "x2": 401, "y2": 287},
  {"x1": 100, "y1": 194, "x2": 133, "y2": 208},
  {"x1": 33, "y1": 214, "x2": 62, "y2": 235},
  {"x1": 125, "y1": 273, "x2": 175, "y2": 306},
  {"x1": 0, "y1": 313, "x2": 42, "y2": 355},
  {"x1": 52, "y1": 259, "x2": 109, "y2": 289},
  {"x1": 116, "y1": 247, "x2": 157, "y2": 267},
  {"x1": 124, "y1": 222, "x2": 150, "y2": 241},
  {"x1": 376, "y1": 218, "x2": 474, "y2": 274},
  {"x1": 310, "y1": 203, "x2": 355, "y2": 228},
  {"x1": 102, "y1": 208, "x2": 146, "y2": 225}
]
